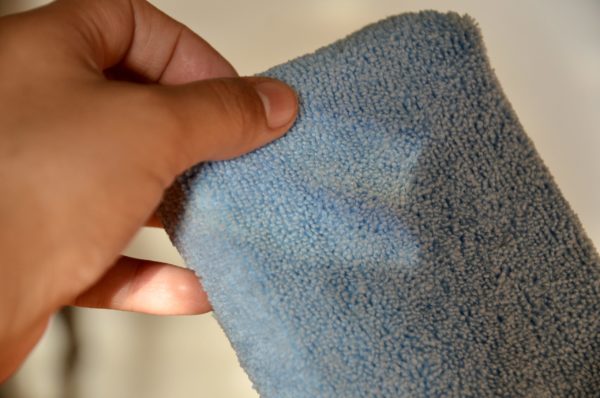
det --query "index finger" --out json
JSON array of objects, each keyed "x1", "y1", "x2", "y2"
[{"x1": 47, "y1": 0, "x2": 238, "y2": 83}]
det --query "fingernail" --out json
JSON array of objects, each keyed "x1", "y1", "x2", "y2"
[{"x1": 254, "y1": 80, "x2": 297, "y2": 129}]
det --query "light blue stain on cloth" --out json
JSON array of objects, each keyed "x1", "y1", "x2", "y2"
[{"x1": 159, "y1": 11, "x2": 600, "y2": 397}]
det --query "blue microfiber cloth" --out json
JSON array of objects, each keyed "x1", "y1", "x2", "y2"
[{"x1": 159, "y1": 11, "x2": 600, "y2": 397}]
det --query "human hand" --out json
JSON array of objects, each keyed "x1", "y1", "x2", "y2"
[{"x1": 0, "y1": 0, "x2": 297, "y2": 380}]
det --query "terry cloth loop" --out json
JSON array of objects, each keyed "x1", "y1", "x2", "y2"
[{"x1": 159, "y1": 11, "x2": 600, "y2": 397}]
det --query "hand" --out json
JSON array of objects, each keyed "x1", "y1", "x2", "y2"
[{"x1": 0, "y1": 0, "x2": 297, "y2": 380}]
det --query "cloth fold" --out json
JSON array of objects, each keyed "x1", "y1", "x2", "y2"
[{"x1": 159, "y1": 11, "x2": 600, "y2": 397}]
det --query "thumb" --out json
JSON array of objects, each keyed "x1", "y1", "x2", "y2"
[{"x1": 136, "y1": 76, "x2": 298, "y2": 177}]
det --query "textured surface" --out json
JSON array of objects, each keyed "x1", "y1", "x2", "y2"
[{"x1": 160, "y1": 12, "x2": 600, "y2": 397}]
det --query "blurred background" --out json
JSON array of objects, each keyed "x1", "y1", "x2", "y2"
[{"x1": 0, "y1": 0, "x2": 598, "y2": 397}]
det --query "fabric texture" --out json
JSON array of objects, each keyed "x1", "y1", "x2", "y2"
[{"x1": 159, "y1": 11, "x2": 600, "y2": 397}]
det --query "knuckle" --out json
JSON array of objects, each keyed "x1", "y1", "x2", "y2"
[
  {"x1": 129, "y1": 88, "x2": 188, "y2": 186},
  {"x1": 208, "y1": 79, "x2": 265, "y2": 140}
]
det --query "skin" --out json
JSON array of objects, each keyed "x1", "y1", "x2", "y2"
[{"x1": 0, "y1": 0, "x2": 298, "y2": 381}]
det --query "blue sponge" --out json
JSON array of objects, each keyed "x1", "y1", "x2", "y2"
[{"x1": 160, "y1": 11, "x2": 600, "y2": 397}]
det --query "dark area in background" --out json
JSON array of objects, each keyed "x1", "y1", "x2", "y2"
[{"x1": 0, "y1": 309, "x2": 77, "y2": 398}]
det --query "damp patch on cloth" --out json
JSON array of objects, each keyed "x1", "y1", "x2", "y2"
[{"x1": 159, "y1": 11, "x2": 600, "y2": 397}]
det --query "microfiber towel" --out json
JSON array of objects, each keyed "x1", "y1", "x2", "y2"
[{"x1": 159, "y1": 11, "x2": 600, "y2": 397}]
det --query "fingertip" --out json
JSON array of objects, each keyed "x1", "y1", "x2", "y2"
[
  {"x1": 73, "y1": 258, "x2": 212, "y2": 315},
  {"x1": 157, "y1": 269, "x2": 212, "y2": 315},
  {"x1": 251, "y1": 78, "x2": 299, "y2": 130},
  {"x1": 122, "y1": 263, "x2": 213, "y2": 315}
]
